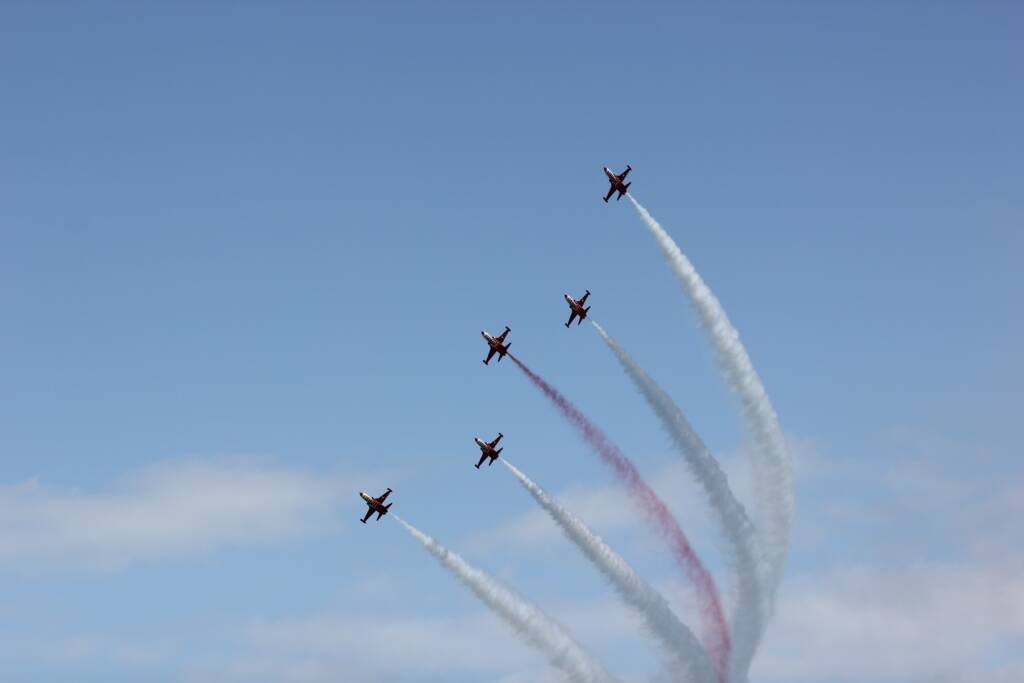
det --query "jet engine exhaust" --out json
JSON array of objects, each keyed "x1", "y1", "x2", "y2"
[
  {"x1": 592, "y1": 320, "x2": 765, "y2": 681},
  {"x1": 501, "y1": 458, "x2": 716, "y2": 683},
  {"x1": 626, "y1": 195, "x2": 793, "y2": 620},
  {"x1": 508, "y1": 353, "x2": 731, "y2": 681},
  {"x1": 392, "y1": 513, "x2": 620, "y2": 683}
]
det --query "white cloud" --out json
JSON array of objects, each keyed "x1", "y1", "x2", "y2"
[
  {"x1": 0, "y1": 457, "x2": 347, "y2": 570},
  {"x1": 181, "y1": 613, "x2": 538, "y2": 683},
  {"x1": 748, "y1": 434, "x2": 1024, "y2": 683},
  {"x1": 753, "y1": 561, "x2": 1024, "y2": 682},
  {"x1": 180, "y1": 594, "x2": 680, "y2": 683}
]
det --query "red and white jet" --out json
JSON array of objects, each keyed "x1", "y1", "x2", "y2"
[
  {"x1": 602, "y1": 165, "x2": 632, "y2": 202},
  {"x1": 564, "y1": 290, "x2": 591, "y2": 327},
  {"x1": 359, "y1": 487, "x2": 393, "y2": 523},
  {"x1": 474, "y1": 432, "x2": 504, "y2": 468},
  {"x1": 481, "y1": 326, "x2": 511, "y2": 365}
]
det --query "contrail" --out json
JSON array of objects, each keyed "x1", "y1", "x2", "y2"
[
  {"x1": 392, "y1": 514, "x2": 620, "y2": 683},
  {"x1": 509, "y1": 354, "x2": 730, "y2": 682},
  {"x1": 501, "y1": 458, "x2": 716, "y2": 683},
  {"x1": 626, "y1": 194, "x2": 793, "y2": 613},
  {"x1": 591, "y1": 320, "x2": 764, "y2": 680}
]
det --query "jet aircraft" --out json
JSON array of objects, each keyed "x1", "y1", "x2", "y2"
[
  {"x1": 359, "y1": 488, "x2": 393, "y2": 523},
  {"x1": 564, "y1": 290, "x2": 591, "y2": 327},
  {"x1": 481, "y1": 326, "x2": 511, "y2": 365},
  {"x1": 603, "y1": 165, "x2": 632, "y2": 202},
  {"x1": 474, "y1": 432, "x2": 504, "y2": 468}
]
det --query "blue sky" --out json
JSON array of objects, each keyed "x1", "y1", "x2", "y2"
[{"x1": 1, "y1": 3, "x2": 1021, "y2": 682}]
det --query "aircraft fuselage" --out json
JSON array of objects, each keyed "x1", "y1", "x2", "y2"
[
  {"x1": 359, "y1": 489, "x2": 392, "y2": 522},
  {"x1": 602, "y1": 165, "x2": 632, "y2": 202},
  {"x1": 480, "y1": 327, "x2": 511, "y2": 364},
  {"x1": 474, "y1": 433, "x2": 503, "y2": 468}
]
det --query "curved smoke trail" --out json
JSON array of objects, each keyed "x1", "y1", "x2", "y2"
[
  {"x1": 508, "y1": 354, "x2": 730, "y2": 681},
  {"x1": 591, "y1": 320, "x2": 764, "y2": 680},
  {"x1": 502, "y1": 458, "x2": 716, "y2": 683},
  {"x1": 392, "y1": 514, "x2": 620, "y2": 683},
  {"x1": 626, "y1": 195, "x2": 793, "y2": 614}
]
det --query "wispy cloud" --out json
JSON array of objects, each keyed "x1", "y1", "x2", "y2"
[
  {"x1": 183, "y1": 600, "x2": 674, "y2": 683},
  {"x1": 754, "y1": 561, "x2": 1024, "y2": 682},
  {"x1": 0, "y1": 457, "x2": 346, "y2": 570},
  {"x1": 177, "y1": 613, "x2": 543, "y2": 683}
]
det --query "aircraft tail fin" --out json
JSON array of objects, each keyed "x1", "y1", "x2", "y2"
[{"x1": 496, "y1": 448, "x2": 503, "y2": 456}]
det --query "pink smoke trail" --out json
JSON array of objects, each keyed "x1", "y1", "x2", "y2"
[{"x1": 509, "y1": 354, "x2": 730, "y2": 681}]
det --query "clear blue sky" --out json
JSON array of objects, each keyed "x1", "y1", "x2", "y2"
[{"x1": 1, "y1": 3, "x2": 1021, "y2": 682}]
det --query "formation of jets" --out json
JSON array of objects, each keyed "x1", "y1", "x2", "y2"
[{"x1": 360, "y1": 165, "x2": 633, "y2": 520}]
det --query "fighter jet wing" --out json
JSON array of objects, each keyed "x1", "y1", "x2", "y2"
[
  {"x1": 603, "y1": 185, "x2": 616, "y2": 202},
  {"x1": 377, "y1": 488, "x2": 391, "y2": 503},
  {"x1": 618, "y1": 166, "x2": 631, "y2": 180},
  {"x1": 566, "y1": 310, "x2": 578, "y2": 327},
  {"x1": 484, "y1": 347, "x2": 497, "y2": 364},
  {"x1": 578, "y1": 291, "x2": 590, "y2": 305},
  {"x1": 496, "y1": 327, "x2": 510, "y2": 342},
  {"x1": 361, "y1": 508, "x2": 374, "y2": 523}
]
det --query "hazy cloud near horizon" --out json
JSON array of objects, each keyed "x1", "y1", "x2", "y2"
[{"x1": 0, "y1": 457, "x2": 349, "y2": 570}]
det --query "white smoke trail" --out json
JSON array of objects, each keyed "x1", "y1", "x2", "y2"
[
  {"x1": 501, "y1": 459, "x2": 716, "y2": 683},
  {"x1": 591, "y1": 320, "x2": 764, "y2": 680},
  {"x1": 392, "y1": 514, "x2": 620, "y2": 683},
  {"x1": 627, "y1": 195, "x2": 793, "y2": 614}
]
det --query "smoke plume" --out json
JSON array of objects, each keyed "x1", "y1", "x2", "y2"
[
  {"x1": 591, "y1": 320, "x2": 764, "y2": 680},
  {"x1": 509, "y1": 354, "x2": 730, "y2": 681},
  {"x1": 393, "y1": 514, "x2": 620, "y2": 683},
  {"x1": 627, "y1": 195, "x2": 793, "y2": 612},
  {"x1": 502, "y1": 458, "x2": 715, "y2": 683}
]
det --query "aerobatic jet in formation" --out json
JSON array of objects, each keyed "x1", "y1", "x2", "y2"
[
  {"x1": 481, "y1": 326, "x2": 511, "y2": 365},
  {"x1": 474, "y1": 432, "x2": 504, "y2": 468},
  {"x1": 602, "y1": 165, "x2": 632, "y2": 202},
  {"x1": 359, "y1": 488, "x2": 393, "y2": 523},
  {"x1": 564, "y1": 290, "x2": 591, "y2": 327}
]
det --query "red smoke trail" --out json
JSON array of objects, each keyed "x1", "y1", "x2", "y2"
[{"x1": 510, "y1": 354, "x2": 730, "y2": 681}]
